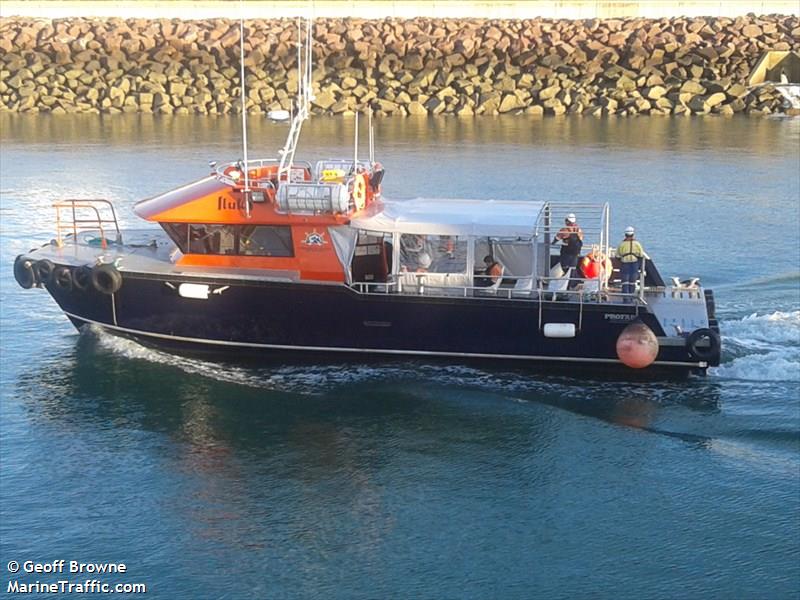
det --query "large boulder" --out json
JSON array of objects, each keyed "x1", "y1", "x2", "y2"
[
  {"x1": 681, "y1": 80, "x2": 707, "y2": 95},
  {"x1": 498, "y1": 93, "x2": 524, "y2": 113},
  {"x1": 407, "y1": 101, "x2": 427, "y2": 115},
  {"x1": 312, "y1": 89, "x2": 336, "y2": 110}
]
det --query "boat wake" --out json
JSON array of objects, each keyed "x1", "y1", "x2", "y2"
[
  {"x1": 710, "y1": 310, "x2": 800, "y2": 382},
  {"x1": 82, "y1": 326, "x2": 657, "y2": 397},
  {"x1": 81, "y1": 326, "x2": 800, "y2": 463},
  {"x1": 84, "y1": 308, "x2": 800, "y2": 390},
  {"x1": 86, "y1": 326, "x2": 393, "y2": 394}
]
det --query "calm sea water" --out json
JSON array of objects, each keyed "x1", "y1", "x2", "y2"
[{"x1": 1, "y1": 114, "x2": 799, "y2": 599}]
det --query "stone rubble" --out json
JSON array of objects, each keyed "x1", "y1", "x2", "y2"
[{"x1": 0, "y1": 15, "x2": 798, "y2": 116}]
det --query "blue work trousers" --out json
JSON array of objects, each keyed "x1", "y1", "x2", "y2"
[{"x1": 621, "y1": 261, "x2": 640, "y2": 296}]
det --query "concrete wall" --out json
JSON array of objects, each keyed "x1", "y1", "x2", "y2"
[{"x1": 2, "y1": 0, "x2": 798, "y2": 19}]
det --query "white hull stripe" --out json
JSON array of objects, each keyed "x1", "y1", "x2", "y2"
[{"x1": 64, "y1": 312, "x2": 707, "y2": 368}]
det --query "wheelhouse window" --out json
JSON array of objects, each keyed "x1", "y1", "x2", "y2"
[
  {"x1": 189, "y1": 224, "x2": 237, "y2": 255},
  {"x1": 239, "y1": 225, "x2": 293, "y2": 257},
  {"x1": 162, "y1": 223, "x2": 188, "y2": 253},
  {"x1": 162, "y1": 223, "x2": 294, "y2": 256}
]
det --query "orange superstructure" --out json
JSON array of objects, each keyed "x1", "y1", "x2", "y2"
[{"x1": 133, "y1": 159, "x2": 384, "y2": 282}]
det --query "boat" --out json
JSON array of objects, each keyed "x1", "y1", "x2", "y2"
[{"x1": 11, "y1": 20, "x2": 721, "y2": 376}]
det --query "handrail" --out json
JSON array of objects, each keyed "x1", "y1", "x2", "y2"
[
  {"x1": 351, "y1": 272, "x2": 651, "y2": 305},
  {"x1": 53, "y1": 199, "x2": 122, "y2": 249},
  {"x1": 213, "y1": 158, "x2": 313, "y2": 187}
]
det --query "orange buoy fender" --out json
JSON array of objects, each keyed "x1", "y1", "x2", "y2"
[{"x1": 616, "y1": 321, "x2": 659, "y2": 369}]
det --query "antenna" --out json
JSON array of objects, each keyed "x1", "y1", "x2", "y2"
[
  {"x1": 238, "y1": 0, "x2": 250, "y2": 217},
  {"x1": 354, "y1": 111, "x2": 359, "y2": 172},
  {"x1": 368, "y1": 107, "x2": 374, "y2": 164},
  {"x1": 296, "y1": 16, "x2": 301, "y2": 103}
]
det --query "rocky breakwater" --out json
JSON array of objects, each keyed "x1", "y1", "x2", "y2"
[{"x1": 1, "y1": 15, "x2": 798, "y2": 117}]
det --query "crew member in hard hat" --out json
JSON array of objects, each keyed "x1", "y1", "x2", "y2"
[
  {"x1": 552, "y1": 213, "x2": 584, "y2": 273},
  {"x1": 616, "y1": 226, "x2": 648, "y2": 300}
]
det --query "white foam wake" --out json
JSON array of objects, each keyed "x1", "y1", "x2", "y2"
[
  {"x1": 711, "y1": 352, "x2": 799, "y2": 382},
  {"x1": 84, "y1": 326, "x2": 559, "y2": 395},
  {"x1": 86, "y1": 310, "x2": 800, "y2": 387},
  {"x1": 711, "y1": 311, "x2": 800, "y2": 382},
  {"x1": 86, "y1": 326, "x2": 441, "y2": 393},
  {"x1": 722, "y1": 311, "x2": 800, "y2": 347}
]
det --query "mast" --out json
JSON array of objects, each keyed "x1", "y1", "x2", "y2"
[
  {"x1": 278, "y1": 16, "x2": 312, "y2": 183},
  {"x1": 238, "y1": 1, "x2": 250, "y2": 217}
]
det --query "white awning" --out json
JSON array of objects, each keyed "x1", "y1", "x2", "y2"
[{"x1": 350, "y1": 198, "x2": 546, "y2": 237}]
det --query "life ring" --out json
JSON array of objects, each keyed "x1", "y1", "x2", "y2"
[
  {"x1": 580, "y1": 252, "x2": 612, "y2": 280},
  {"x1": 91, "y1": 263, "x2": 123, "y2": 295},
  {"x1": 352, "y1": 173, "x2": 367, "y2": 210},
  {"x1": 73, "y1": 265, "x2": 93, "y2": 292},
  {"x1": 53, "y1": 266, "x2": 73, "y2": 291},
  {"x1": 13, "y1": 255, "x2": 36, "y2": 289},
  {"x1": 35, "y1": 259, "x2": 55, "y2": 287},
  {"x1": 223, "y1": 165, "x2": 243, "y2": 182},
  {"x1": 686, "y1": 328, "x2": 721, "y2": 361}
]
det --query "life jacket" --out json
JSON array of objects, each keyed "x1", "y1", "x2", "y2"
[{"x1": 561, "y1": 232, "x2": 583, "y2": 255}]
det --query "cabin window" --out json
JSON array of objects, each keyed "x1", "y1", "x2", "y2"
[
  {"x1": 170, "y1": 224, "x2": 294, "y2": 257},
  {"x1": 239, "y1": 225, "x2": 294, "y2": 257},
  {"x1": 475, "y1": 238, "x2": 534, "y2": 281},
  {"x1": 188, "y1": 224, "x2": 238, "y2": 255},
  {"x1": 162, "y1": 223, "x2": 189, "y2": 253},
  {"x1": 352, "y1": 231, "x2": 392, "y2": 283},
  {"x1": 493, "y1": 241, "x2": 533, "y2": 276},
  {"x1": 399, "y1": 234, "x2": 467, "y2": 273}
]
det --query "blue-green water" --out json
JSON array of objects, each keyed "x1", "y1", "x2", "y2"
[{"x1": 1, "y1": 114, "x2": 799, "y2": 598}]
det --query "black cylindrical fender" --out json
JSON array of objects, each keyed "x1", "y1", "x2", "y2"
[
  {"x1": 73, "y1": 265, "x2": 92, "y2": 292},
  {"x1": 53, "y1": 266, "x2": 73, "y2": 291},
  {"x1": 686, "y1": 328, "x2": 721, "y2": 361},
  {"x1": 91, "y1": 263, "x2": 123, "y2": 295},
  {"x1": 35, "y1": 259, "x2": 56, "y2": 287},
  {"x1": 13, "y1": 255, "x2": 37, "y2": 289}
]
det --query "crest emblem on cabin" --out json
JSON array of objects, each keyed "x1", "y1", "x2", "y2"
[{"x1": 302, "y1": 229, "x2": 327, "y2": 246}]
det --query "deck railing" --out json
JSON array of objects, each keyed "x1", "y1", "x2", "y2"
[
  {"x1": 53, "y1": 199, "x2": 122, "y2": 248},
  {"x1": 351, "y1": 270, "x2": 648, "y2": 305},
  {"x1": 212, "y1": 158, "x2": 313, "y2": 188}
]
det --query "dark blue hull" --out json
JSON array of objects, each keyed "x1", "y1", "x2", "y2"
[{"x1": 39, "y1": 268, "x2": 711, "y2": 374}]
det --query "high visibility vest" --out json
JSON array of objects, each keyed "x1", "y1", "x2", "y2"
[{"x1": 617, "y1": 239, "x2": 644, "y2": 263}]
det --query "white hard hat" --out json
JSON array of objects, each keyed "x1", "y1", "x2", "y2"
[
  {"x1": 625, "y1": 226, "x2": 635, "y2": 236},
  {"x1": 565, "y1": 213, "x2": 577, "y2": 224},
  {"x1": 418, "y1": 252, "x2": 432, "y2": 268}
]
